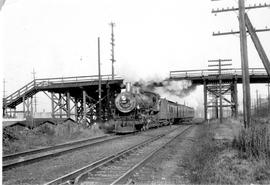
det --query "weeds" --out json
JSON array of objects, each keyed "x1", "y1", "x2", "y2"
[
  {"x1": 182, "y1": 124, "x2": 228, "y2": 184},
  {"x1": 3, "y1": 121, "x2": 105, "y2": 155},
  {"x1": 182, "y1": 120, "x2": 270, "y2": 184},
  {"x1": 233, "y1": 123, "x2": 270, "y2": 161}
]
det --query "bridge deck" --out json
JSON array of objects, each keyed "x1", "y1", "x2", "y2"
[
  {"x1": 170, "y1": 68, "x2": 269, "y2": 84},
  {"x1": 3, "y1": 75, "x2": 124, "y2": 108}
]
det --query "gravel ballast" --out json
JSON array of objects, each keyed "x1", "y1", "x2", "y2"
[{"x1": 3, "y1": 126, "x2": 177, "y2": 185}]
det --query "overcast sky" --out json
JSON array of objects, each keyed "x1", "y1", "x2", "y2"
[{"x1": 1, "y1": 0, "x2": 270, "y2": 114}]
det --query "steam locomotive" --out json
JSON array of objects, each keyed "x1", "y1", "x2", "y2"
[{"x1": 113, "y1": 83, "x2": 194, "y2": 133}]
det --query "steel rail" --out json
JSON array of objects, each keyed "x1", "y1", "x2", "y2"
[
  {"x1": 110, "y1": 125, "x2": 193, "y2": 185},
  {"x1": 45, "y1": 125, "x2": 192, "y2": 185},
  {"x1": 3, "y1": 135, "x2": 124, "y2": 171},
  {"x1": 3, "y1": 135, "x2": 109, "y2": 161},
  {"x1": 3, "y1": 126, "x2": 169, "y2": 171}
]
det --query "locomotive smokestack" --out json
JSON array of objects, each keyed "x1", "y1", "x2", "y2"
[{"x1": 126, "y1": 82, "x2": 132, "y2": 92}]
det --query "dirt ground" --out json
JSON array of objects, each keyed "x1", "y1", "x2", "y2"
[{"x1": 131, "y1": 124, "x2": 199, "y2": 184}]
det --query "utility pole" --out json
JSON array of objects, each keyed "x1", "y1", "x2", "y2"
[
  {"x1": 0, "y1": 0, "x2": 5, "y2": 10},
  {"x1": 3, "y1": 79, "x2": 6, "y2": 117},
  {"x1": 31, "y1": 69, "x2": 37, "y2": 113},
  {"x1": 109, "y1": 22, "x2": 116, "y2": 80},
  {"x1": 267, "y1": 83, "x2": 270, "y2": 113},
  {"x1": 239, "y1": 0, "x2": 251, "y2": 127},
  {"x1": 256, "y1": 90, "x2": 259, "y2": 115},
  {"x1": 259, "y1": 93, "x2": 262, "y2": 113},
  {"x1": 3, "y1": 79, "x2": 6, "y2": 99},
  {"x1": 219, "y1": 59, "x2": 223, "y2": 123},
  {"x1": 98, "y1": 37, "x2": 102, "y2": 121},
  {"x1": 211, "y1": 1, "x2": 270, "y2": 127}
]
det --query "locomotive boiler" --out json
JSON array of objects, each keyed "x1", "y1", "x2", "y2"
[
  {"x1": 115, "y1": 83, "x2": 160, "y2": 113},
  {"x1": 113, "y1": 82, "x2": 195, "y2": 133},
  {"x1": 114, "y1": 83, "x2": 160, "y2": 133}
]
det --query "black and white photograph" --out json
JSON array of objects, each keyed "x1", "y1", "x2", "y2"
[{"x1": 1, "y1": 0, "x2": 270, "y2": 184}]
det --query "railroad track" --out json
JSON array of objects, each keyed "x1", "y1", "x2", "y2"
[
  {"x1": 45, "y1": 125, "x2": 193, "y2": 185},
  {"x1": 3, "y1": 134, "x2": 124, "y2": 171},
  {"x1": 3, "y1": 126, "x2": 173, "y2": 171}
]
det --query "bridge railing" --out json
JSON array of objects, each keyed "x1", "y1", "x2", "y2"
[
  {"x1": 34, "y1": 75, "x2": 122, "y2": 87},
  {"x1": 3, "y1": 75, "x2": 123, "y2": 106},
  {"x1": 3, "y1": 80, "x2": 36, "y2": 106},
  {"x1": 170, "y1": 68, "x2": 267, "y2": 78}
]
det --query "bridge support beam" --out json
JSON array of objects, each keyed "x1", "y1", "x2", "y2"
[
  {"x1": 74, "y1": 97, "x2": 78, "y2": 122},
  {"x1": 204, "y1": 78, "x2": 239, "y2": 120},
  {"x1": 3, "y1": 107, "x2": 16, "y2": 118},
  {"x1": 83, "y1": 90, "x2": 87, "y2": 121},
  {"x1": 51, "y1": 92, "x2": 55, "y2": 118},
  {"x1": 231, "y1": 79, "x2": 238, "y2": 118},
  {"x1": 49, "y1": 91, "x2": 72, "y2": 119},
  {"x1": 215, "y1": 97, "x2": 219, "y2": 119},
  {"x1": 204, "y1": 80, "x2": 208, "y2": 120},
  {"x1": 23, "y1": 95, "x2": 33, "y2": 119},
  {"x1": 72, "y1": 90, "x2": 97, "y2": 125}
]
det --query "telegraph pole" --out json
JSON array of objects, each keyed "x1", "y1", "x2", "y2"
[
  {"x1": 98, "y1": 37, "x2": 102, "y2": 121},
  {"x1": 3, "y1": 79, "x2": 6, "y2": 117},
  {"x1": 109, "y1": 22, "x2": 116, "y2": 80},
  {"x1": 31, "y1": 69, "x2": 37, "y2": 112},
  {"x1": 239, "y1": 0, "x2": 251, "y2": 127},
  {"x1": 267, "y1": 83, "x2": 270, "y2": 113},
  {"x1": 211, "y1": 1, "x2": 270, "y2": 127},
  {"x1": 3, "y1": 79, "x2": 6, "y2": 99},
  {"x1": 256, "y1": 90, "x2": 259, "y2": 114},
  {"x1": 0, "y1": 0, "x2": 5, "y2": 10}
]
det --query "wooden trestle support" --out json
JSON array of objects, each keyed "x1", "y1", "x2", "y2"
[{"x1": 203, "y1": 78, "x2": 238, "y2": 121}]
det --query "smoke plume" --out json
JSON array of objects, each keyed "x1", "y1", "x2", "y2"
[{"x1": 134, "y1": 79, "x2": 197, "y2": 98}]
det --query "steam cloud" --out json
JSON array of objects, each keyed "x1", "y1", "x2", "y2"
[{"x1": 134, "y1": 79, "x2": 197, "y2": 98}]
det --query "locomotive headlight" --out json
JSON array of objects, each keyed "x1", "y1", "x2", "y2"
[
  {"x1": 121, "y1": 95, "x2": 127, "y2": 103},
  {"x1": 121, "y1": 95, "x2": 126, "y2": 101}
]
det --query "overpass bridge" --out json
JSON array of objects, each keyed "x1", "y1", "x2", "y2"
[
  {"x1": 170, "y1": 68, "x2": 269, "y2": 120},
  {"x1": 3, "y1": 75, "x2": 124, "y2": 127},
  {"x1": 170, "y1": 68, "x2": 269, "y2": 84}
]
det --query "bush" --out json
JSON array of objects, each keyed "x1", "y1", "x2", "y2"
[{"x1": 233, "y1": 123, "x2": 270, "y2": 161}]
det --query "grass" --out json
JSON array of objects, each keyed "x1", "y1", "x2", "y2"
[
  {"x1": 181, "y1": 123, "x2": 229, "y2": 184},
  {"x1": 182, "y1": 119, "x2": 270, "y2": 184},
  {"x1": 232, "y1": 120, "x2": 270, "y2": 183},
  {"x1": 233, "y1": 123, "x2": 270, "y2": 161},
  {"x1": 3, "y1": 121, "x2": 105, "y2": 155}
]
